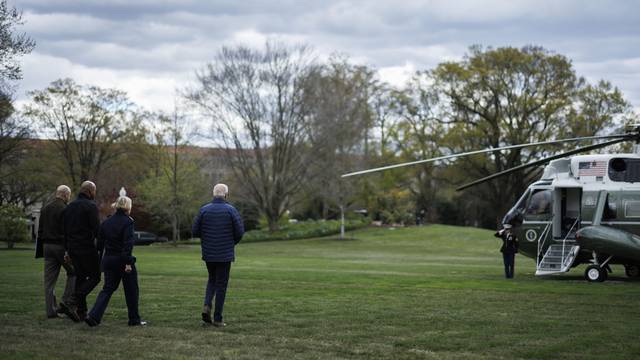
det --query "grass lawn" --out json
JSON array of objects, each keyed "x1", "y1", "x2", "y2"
[{"x1": 1, "y1": 224, "x2": 640, "y2": 359}]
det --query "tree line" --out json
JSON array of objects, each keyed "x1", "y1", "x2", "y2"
[{"x1": 1, "y1": 1, "x2": 636, "y2": 243}]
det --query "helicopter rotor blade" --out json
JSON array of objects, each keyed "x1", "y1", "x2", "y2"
[
  {"x1": 455, "y1": 137, "x2": 629, "y2": 191},
  {"x1": 341, "y1": 134, "x2": 628, "y2": 178}
]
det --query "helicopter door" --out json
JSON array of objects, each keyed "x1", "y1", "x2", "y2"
[{"x1": 552, "y1": 188, "x2": 582, "y2": 239}]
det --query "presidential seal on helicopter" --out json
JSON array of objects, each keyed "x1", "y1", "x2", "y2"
[{"x1": 343, "y1": 125, "x2": 640, "y2": 282}]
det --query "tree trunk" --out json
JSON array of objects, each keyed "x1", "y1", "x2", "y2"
[
  {"x1": 172, "y1": 122, "x2": 179, "y2": 246},
  {"x1": 7, "y1": 241, "x2": 14, "y2": 249},
  {"x1": 172, "y1": 213, "x2": 178, "y2": 246},
  {"x1": 267, "y1": 216, "x2": 280, "y2": 232},
  {"x1": 340, "y1": 205, "x2": 345, "y2": 240}
]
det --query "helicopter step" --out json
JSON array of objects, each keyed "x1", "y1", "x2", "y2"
[{"x1": 536, "y1": 243, "x2": 581, "y2": 276}]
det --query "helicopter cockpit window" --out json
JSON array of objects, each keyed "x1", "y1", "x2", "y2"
[
  {"x1": 526, "y1": 189, "x2": 552, "y2": 216},
  {"x1": 609, "y1": 158, "x2": 640, "y2": 182},
  {"x1": 513, "y1": 189, "x2": 530, "y2": 212},
  {"x1": 501, "y1": 189, "x2": 531, "y2": 226}
]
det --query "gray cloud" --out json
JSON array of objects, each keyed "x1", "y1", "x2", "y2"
[{"x1": 12, "y1": 0, "x2": 640, "y2": 113}]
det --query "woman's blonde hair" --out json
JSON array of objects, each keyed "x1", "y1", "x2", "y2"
[{"x1": 112, "y1": 196, "x2": 132, "y2": 211}]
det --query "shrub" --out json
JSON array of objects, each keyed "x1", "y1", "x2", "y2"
[
  {"x1": 242, "y1": 218, "x2": 371, "y2": 243},
  {"x1": 0, "y1": 205, "x2": 30, "y2": 249}
]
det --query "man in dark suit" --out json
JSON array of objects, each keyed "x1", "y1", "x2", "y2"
[
  {"x1": 38, "y1": 185, "x2": 76, "y2": 319},
  {"x1": 63, "y1": 181, "x2": 101, "y2": 321},
  {"x1": 192, "y1": 183, "x2": 244, "y2": 327},
  {"x1": 495, "y1": 225, "x2": 518, "y2": 279}
]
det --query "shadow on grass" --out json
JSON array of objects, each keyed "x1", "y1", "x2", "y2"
[
  {"x1": 538, "y1": 274, "x2": 639, "y2": 283},
  {"x1": 150, "y1": 235, "x2": 364, "y2": 246}
]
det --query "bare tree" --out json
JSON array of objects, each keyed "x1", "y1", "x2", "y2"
[
  {"x1": 187, "y1": 42, "x2": 317, "y2": 231},
  {"x1": 24, "y1": 78, "x2": 143, "y2": 188},
  {"x1": 138, "y1": 107, "x2": 203, "y2": 244},
  {"x1": 303, "y1": 58, "x2": 373, "y2": 223}
]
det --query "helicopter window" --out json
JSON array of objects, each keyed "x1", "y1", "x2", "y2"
[
  {"x1": 610, "y1": 158, "x2": 626, "y2": 172},
  {"x1": 625, "y1": 201, "x2": 640, "y2": 218},
  {"x1": 525, "y1": 189, "x2": 552, "y2": 216},
  {"x1": 609, "y1": 158, "x2": 640, "y2": 182}
]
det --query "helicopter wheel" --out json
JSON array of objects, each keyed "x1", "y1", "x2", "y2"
[
  {"x1": 585, "y1": 265, "x2": 607, "y2": 282},
  {"x1": 624, "y1": 265, "x2": 640, "y2": 278}
]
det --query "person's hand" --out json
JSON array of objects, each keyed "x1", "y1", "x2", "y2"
[
  {"x1": 64, "y1": 252, "x2": 71, "y2": 264},
  {"x1": 125, "y1": 264, "x2": 132, "y2": 273}
]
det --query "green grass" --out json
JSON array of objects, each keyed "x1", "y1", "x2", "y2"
[{"x1": 1, "y1": 224, "x2": 640, "y2": 359}]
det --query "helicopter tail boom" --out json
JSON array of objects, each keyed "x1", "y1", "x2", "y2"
[{"x1": 576, "y1": 225, "x2": 640, "y2": 262}]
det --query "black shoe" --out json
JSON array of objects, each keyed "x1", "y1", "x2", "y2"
[
  {"x1": 128, "y1": 320, "x2": 148, "y2": 326},
  {"x1": 202, "y1": 313, "x2": 212, "y2": 324},
  {"x1": 56, "y1": 303, "x2": 67, "y2": 315},
  {"x1": 63, "y1": 306, "x2": 81, "y2": 323},
  {"x1": 85, "y1": 316, "x2": 99, "y2": 327},
  {"x1": 201, "y1": 305, "x2": 212, "y2": 324},
  {"x1": 212, "y1": 321, "x2": 226, "y2": 328}
]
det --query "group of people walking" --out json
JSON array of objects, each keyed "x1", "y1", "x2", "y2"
[
  {"x1": 38, "y1": 177, "x2": 512, "y2": 328},
  {"x1": 37, "y1": 181, "x2": 244, "y2": 328}
]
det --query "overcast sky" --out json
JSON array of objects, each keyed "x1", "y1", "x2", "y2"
[{"x1": 13, "y1": 0, "x2": 640, "y2": 116}]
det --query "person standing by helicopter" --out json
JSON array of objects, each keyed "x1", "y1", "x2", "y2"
[{"x1": 495, "y1": 224, "x2": 518, "y2": 278}]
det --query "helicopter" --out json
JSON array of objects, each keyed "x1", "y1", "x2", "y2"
[{"x1": 342, "y1": 125, "x2": 640, "y2": 282}]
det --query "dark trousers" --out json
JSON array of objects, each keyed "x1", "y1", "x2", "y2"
[
  {"x1": 69, "y1": 249, "x2": 101, "y2": 313},
  {"x1": 88, "y1": 256, "x2": 141, "y2": 324},
  {"x1": 204, "y1": 262, "x2": 231, "y2": 322},
  {"x1": 43, "y1": 243, "x2": 76, "y2": 317},
  {"x1": 503, "y1": 252, "x2": 515, "y2": 278}
]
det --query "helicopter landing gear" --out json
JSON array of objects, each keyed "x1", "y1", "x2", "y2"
[
  {"x1": 585, "y1": 252, "x2": 613, "y2": 282},
  {"x1": 624, "y1": 264, "x2": 640, "y2": 278},
  {"x1": 585, "y1": 265, "x2": 608, "y2": 282}
]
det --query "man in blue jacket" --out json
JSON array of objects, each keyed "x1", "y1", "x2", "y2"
[{"x1": 192, "y1": 183, "x2": 244, "y2": 327}]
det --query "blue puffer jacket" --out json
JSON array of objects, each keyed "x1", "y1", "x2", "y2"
[{"x1": 192, "y1": 198, "x2": 245, "y2": 262}]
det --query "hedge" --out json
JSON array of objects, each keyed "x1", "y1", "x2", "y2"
[
  {"x1": 242, "y1": 218, "x2": 371, "y2": 243},
  {"x1": 178, "y1": 218, "x2": 370, "y2": 245}
]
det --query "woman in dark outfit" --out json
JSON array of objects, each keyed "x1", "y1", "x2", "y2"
[{"x1": 85, "y1": 194, "x2": 146, "y2": 326}]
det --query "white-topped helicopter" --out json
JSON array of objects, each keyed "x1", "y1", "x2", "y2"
[{"x1": 342, "y1": 125, "x2": 640, "y2": 282}]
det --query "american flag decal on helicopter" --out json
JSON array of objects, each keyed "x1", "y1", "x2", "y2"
[{"x1": 578, "y1": 161, "x2": 608, "y2": 176}]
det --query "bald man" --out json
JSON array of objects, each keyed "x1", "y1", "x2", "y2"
[
  {"x1": 38, "y1": 185, "x2": 76, "y2": 319},
  {"x1": 63, "y1": 181, "x2": 101, "y2": 321}
]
